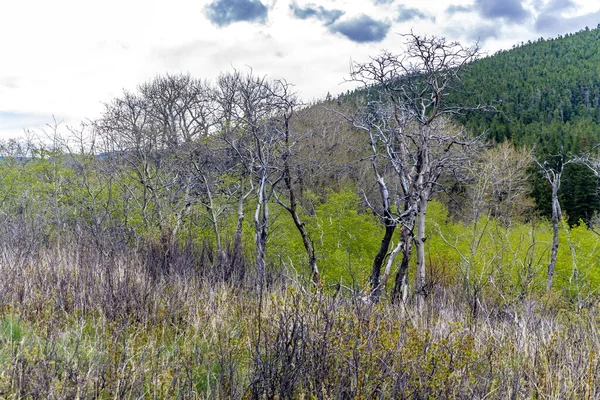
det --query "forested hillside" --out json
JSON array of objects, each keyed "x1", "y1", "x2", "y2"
[
  {"x1": 2, "y1": 29, "x2": 600, "y2": 398},
  {"x1": 338, "y1": 25, "x2": 600, "y2": 224},
  {"x1": 457, "y1": 26, "x2": 600, "y2": 223},
  {"x1": 458, "y1": 26, "x2": 600, "y2": 145}
]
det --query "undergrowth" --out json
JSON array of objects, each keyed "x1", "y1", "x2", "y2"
[{"x1": 0, "y1": 223, "x2": 599, "y2": 399}]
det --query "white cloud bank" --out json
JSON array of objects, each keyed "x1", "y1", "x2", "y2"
[{"x1": 1, "y1": 0, "x2": 599, "y2": 137}]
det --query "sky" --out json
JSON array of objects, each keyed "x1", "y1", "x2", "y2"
[{"x1": 1, "y1": 0, "x2": 599, "y2": 138}]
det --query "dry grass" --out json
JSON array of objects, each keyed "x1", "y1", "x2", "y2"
[{"x1": 0, "y1": 222, "x2": 599, "y2": 398}]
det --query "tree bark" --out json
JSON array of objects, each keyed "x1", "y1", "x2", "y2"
[
  {"x1": 255, "y1": 174, "x2": 268, "y2": 286},
  {"x1": 374, "y1": 236, "x2": 403, "y2": 301},
  {"x1": 547, "y1": 181, "x2": 561, "y2": 291},
  {"x1": 415, "y1": 196, "x2": 428, "y2": 310},
  {"x1": 283, "y1": 174, "x2": 320, "y2": 285},
  {"x1": 203, "y1": 174, "x2": 226, "y2": 266},
  {"x1": 544, "y1": 167, "x2": 562, "y2": 292},
  {"x1": 290, "y1": 207, "x2": 319, "y2": 285},
  {"x1": 370, "y1": 211, "x2": 396, "y2": 292},
  {"x1": 231, "y1": 180, "x2": 247, "y2": 281},
  {"x1": 280, "y1": 112, "x2": 320, "y2": 286},
  {"x1": 392, "y1": 225, "x2": 413, "y2": 303},
  {"x1": 369, "y1": 174, "x2": 397, "y2": 294}
]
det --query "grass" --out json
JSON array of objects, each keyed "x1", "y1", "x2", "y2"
[{"x1": 0, "y1": 226, "x2": 599, "y2": 398}]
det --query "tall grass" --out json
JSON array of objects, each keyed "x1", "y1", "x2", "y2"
[{"x1": 0, "y1": 218, "x2": 599, "y2": 398}]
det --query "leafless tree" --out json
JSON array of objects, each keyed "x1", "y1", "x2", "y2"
[
  {"x1": 351, "y1": 33, "x2": 481, "y2": 306},
  {"x1": 535, "y1": 154, "x2": 576, "y2": 291},
  {"x1": 95, "y1": 74, "x2": 216, "y2": 258},
  {"x1": 139, "y1": 74, "x2": 214, "y2": 145},
  {"x1": 271, "y1": 84, "x2": 321, "y2": 285},
  {"x1": 216, "y1": 70, "x2": 323, "y2": 285},
  {"x1": 216, "y1": 71, "x2": 290, "y2": 284},
  {"x1": 465, "y1": 142, "x2": 534, "y2": 226}
]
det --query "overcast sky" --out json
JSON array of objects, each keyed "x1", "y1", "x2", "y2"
[{"x1": 1, "y1": 0, "x2": 599, "y2": 138}]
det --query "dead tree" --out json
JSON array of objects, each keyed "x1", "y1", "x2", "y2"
[
  {"x1": 270, "y1": 84, "x2": 321, "y2": 286},
  {"x1": 217, "y1": 71, "x2": 292, "y2": 285},
  {"x1": 351, "y1": 33, "x2": 481, "y2": 306},
  {"x1": 536, "y1": 154, "x2": 576, "y2": 291},
  {"x1": 351, "y1": 101, "x2": 409, "y2": 301},
  {"x1": 96, "y1": 74, "x2": 216, "y2": 261},
  {"x1": 465, "y1": 142, "x2": 534, "y2": 227}
]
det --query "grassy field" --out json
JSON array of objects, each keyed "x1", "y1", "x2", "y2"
[{"x1": 0, "y1": 229, "x2": 599, "y2": 399}]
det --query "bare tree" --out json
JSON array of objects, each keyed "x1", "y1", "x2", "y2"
[
  {"x1": 139, "y1": 74, "x2": 214, "y2": 145},
  {"x1": 351, "y1": 33, "x2": 481, "y2": 306},
  {"x1": 351, "y1": 102, "x2": 406, "y2": 301},
  {"x1": 272, "y1": 85, "x2": 321, "y2": 285},
  {"x1": 466, "y1": 142, "x2": 534, "y2": 226},
  {"x1": 216, "y1": 70, "x2": 323, "y2": 285},
  {"x1": 96, "y1": 74, "x2": 216, "y2": 260},
  {"x1": 535, "y1": 154, "x2": 577, "y2": 291},
  {"x1": 216, "y1": 71, "x2": 292, "y2": 285}
]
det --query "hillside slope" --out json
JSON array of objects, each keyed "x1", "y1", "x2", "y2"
[
  {"x1": 337, "y1": 26, "x2": 600, "y2": 223},
  {"x1": 456, "y1": 26, "x2": 600, "y2": 223}
]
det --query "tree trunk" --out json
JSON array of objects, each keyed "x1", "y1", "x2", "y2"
[
  {"x1": 547, "y1": 178, "x2": 561, "y2": 291},
  {"x1": 283, "y1": 159, "x2": 320, "y2": 285},
  {"x1": 288, "y1": 205, "x2": 319, "y2": 285},
  {"x1": 231, "y1": 184, "x2": 246, "y2": 281},
  {"x1": 370, "y1": 211, "x2": 396, "y2": 292},
  {"x1": 415, "y1": 197, "x2": 428, "y2": 310},
  {"x1": 392, "y1": 226, "x2": 413, "y2": 303},
  {"x1": 370, "y1": 176, "x2": 396, "y2": 292},
  {"x1": 255, "y1": 175, "x2": 268, "y2": 286},
  {"x1": 373, "y1": 236, "x2": 403, "y2": 301},
  {"x1": 203, "y1": 174, "x2": 226, "y2": 266}
]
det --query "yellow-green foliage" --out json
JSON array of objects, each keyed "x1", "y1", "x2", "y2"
[
  {"x1": 554, "y1": 222, "x2": 600, "y2": 297},
  {"x1": 3, "y1": 153, "x2": 600, "y2": 301},
  {"x1": 426, "y1": 200, "x2": 600, "y2": 300},
  {"x1": 268, "y1": 188, "x2": 382, "y2": 285}
]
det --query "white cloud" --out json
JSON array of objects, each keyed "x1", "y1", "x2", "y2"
[{"x1": 0, "y1": 0, "x2": 598, "y2": 138}]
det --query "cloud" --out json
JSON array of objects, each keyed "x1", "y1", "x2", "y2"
[
  {"x1": 396, "y1": 5, "x2": 430, "y2": 22},
  {"x1": 474, "y1": 0, "x2": 530, "y2": 22},
  {"x1": 373, "y1": 0, "x2": 394, "y2": 4},
  {"x1": 541, "y1": 0, "x2": 577, "y2": 13},
  {"x1": 467, "y1": 24, "x2": 501, "y2": 42},
  {"x1": 0, "y1": 77, "x2": 19, "y2": 90},
  {"x1": 535, "y1": 10, "x2": 600, "y2": 35},
  {"x1": 533, "y1": 0, "x2": 597, "y2": 35},
  {"x1": 290, "y1": 2, "x2": 344, "y2": 25},
  {"x1": 445, "y1": 22, "x2": 500, "y2": 45},
  {"x1": 205, "y1": 0, "x2": 268, "y2": 27},
  {"x1": 446, "y1": 4, "x2": 473, "y2": 15},
  {"x1": 329, "y1": 14, "x2": 391, "y2": 43}
]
